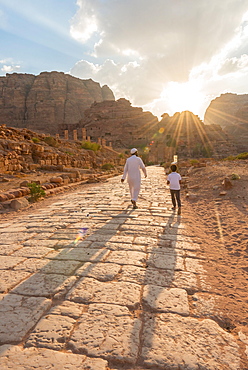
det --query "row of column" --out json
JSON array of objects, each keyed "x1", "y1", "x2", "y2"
[{"x1": 55, "y1": 128, "x2": 112, "y2": 148}]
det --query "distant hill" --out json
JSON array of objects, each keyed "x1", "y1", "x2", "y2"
[
  {"x1": 0, "y1": 71, "x2": 115, "y2": 135},
  {"x1": 204, "y1": 93, "x2": 248, "y2": 152}
]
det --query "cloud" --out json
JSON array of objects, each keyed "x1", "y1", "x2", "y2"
[
  {"x1": 0, "y1": 59, "x2": 21, "y2": 73},
  {"x1": 1, "y1": 64, "x2": 20, "y2": 72},
  {"x1": 69, "y1": 0, "x2": 248, "y2": 118}
]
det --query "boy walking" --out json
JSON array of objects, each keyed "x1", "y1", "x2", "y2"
[{"x1": 167, "y1": 164, "x2": 182, "y2": 215}]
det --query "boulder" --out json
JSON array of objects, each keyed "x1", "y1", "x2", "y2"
[
  {"x1": 10, "y1": 198, "x2": 29, "y2": 210},
  {"x1": 222, "y1": 177, "x2": 233, "y2": 190},
  {"x1": 49, "y1": 176, "x2": 63, "y2": 184}
]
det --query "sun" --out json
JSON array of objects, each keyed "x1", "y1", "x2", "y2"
[{"x1": 161, "y1": 81, "x2": 205, "y2": 117}]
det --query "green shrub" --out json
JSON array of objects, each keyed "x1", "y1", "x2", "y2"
[
  {"x1": 81, "y1": 141, "x2": 101, "y2": 151},
  {"x1": 32, "y1": 137, "x2": 40, "y2": 143},
  {"x1": 28, "y1": 182, "x2": 46, "y2": 202},
  {"x1": 236, "y1": 152, "x2": 248, "y2": 160},
  {"x1": 231, "y1": 173, "x2": 240, "y2": 180},
  {"x1": 101, "y1": 163, "x2": 114, "y2": 170},
  {"x1": 224, "y1": 155, "x2": 236, "y2": 161},
  {"x1": 190, "y1": 159, "x2": 199, "y2": 166},
  {"x1": 43, "y1": 136, "x2": 58, "y2": 147},
  {"x1": 224, "y1": 152, "x2": 248, "y2": 160}
]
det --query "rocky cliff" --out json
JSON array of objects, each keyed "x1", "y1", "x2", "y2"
[
  {"x1": 0, "y1": 72, "x2": 115, "y2": 135},
  {"x1": 204, "y1": 93, "x2": 248, "y2": 152},
  {"x1": 79, "y1": 98, "x2": 159, "y2": 148},
  {"x1": 149, "y1": 111, "x2": 238, "y2": 162}
]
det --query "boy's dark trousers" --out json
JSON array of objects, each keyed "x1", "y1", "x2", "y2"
[{"x1": 170, "y1": 189, "x2": 181, "y2": 208}]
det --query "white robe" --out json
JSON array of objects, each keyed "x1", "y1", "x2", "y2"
[{"x1": 122, "y1": 155, "x2": 147, "y2": 201}]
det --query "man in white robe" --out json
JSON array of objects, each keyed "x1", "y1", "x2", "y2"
[{"x1": 121, "y1": 148, "x2": 147, "y2": 209}]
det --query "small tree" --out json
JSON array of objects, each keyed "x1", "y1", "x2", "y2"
[{"x1": 28, "y1": 182, "x2": 46, "y2": 202}]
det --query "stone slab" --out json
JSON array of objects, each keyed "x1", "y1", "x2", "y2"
[
  {"x1": 67, "y1": 277, "x2": 141, "y2": 309},
  {"x1": 11, "y1": 246, "x2": 54, "y2": 258},
  {"x1": 0, "y1": 270, "x2": 31, "y2": 293},
  {"x1": 105, "y1": 250, "x2": 146, "y2": 266},
  {"x1": 75, "y1": 262, "x2": 121, "y2": 281},
  {"x1": 141, "y1": 313, "x2": 240, "y2": 370},
  {"x1": 147, "y1": 252, "x2": 184, "y2": 270},
  {"x1": 68, "y1": 303, "x2": 141, "y2": 364},
  {"x1": 0, "y1": 256, "x2": 26, "y2": 269},
  {"x1": 26, "y1": 314, "x2": 76, "y2": 350},
  {"x1": 0, "y1": 345, "x2": 108, "y2": 370},
  {"x1": 143, "y1": 285, "x2": 189, "y2": 315},
  {"x1": 48, "y1": 247, "x2": 111, "y2": 262},
  {"x1": 0, "y1": 244, "x2": 23, "y2": 256},
  {"x1": 0, "y1": 294, "x2": 51, "y2": 342},
  {"x1": 12, "y1": 273, "x2": 77, "y2": 298}
]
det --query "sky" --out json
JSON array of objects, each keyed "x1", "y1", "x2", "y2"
[{"x1": 1, "y1": 0, "x2": 248, "y2": 121}]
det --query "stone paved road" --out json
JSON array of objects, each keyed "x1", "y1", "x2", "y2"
[{"x1": 0, "y1": 166, "x2": 245, "y2": 369}]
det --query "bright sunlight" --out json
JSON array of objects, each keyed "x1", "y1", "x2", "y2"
[{"x1": 161, "y1": 81, "x2": 206, "y2": 116}]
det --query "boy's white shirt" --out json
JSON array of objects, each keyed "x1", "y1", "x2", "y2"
[{"x1": 167, "y1": 172, "x2": 181, "y2": 190}]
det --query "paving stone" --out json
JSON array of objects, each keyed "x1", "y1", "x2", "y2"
[
  {"x1": 0, "y1": 233, "x2": 37, "y2": 244},
  {"x1": 67, "y1": 277, "x2": 141, "y2": 308},
  {"x1": 0, "y1": 345, "x2": 108, "y2": 370},
  {"x1": 48, "y1": 300, "x2": 85, "y2": 319},
  {"x1": 0, "y1": 256, "x2": 26, "y2": 269},
  {"x1": 106, "y1": 250, "x2": 146, "y2": 266},
  {"x1": 143, "y1": 285, "x2": 189, "y2": 315},
  {"x1": 2, "y1": 226, "x2": 27, "y2": 232},
  {"x1": 13, "y1": 258, "x2": 51, "y2": 273},
  {"x1": 68, "y1": 303, "x2": 142, "y2": 364},
  {"x1": 40, "y1": 260, "x2": 82, "y2": 275},
  {"x1": 108, "y1": 235, "x2": 134, "y2": 243},
  {"x1": 172, "y1": 240, "x2": 201, "y2": 250},
  {"x1": 26, "y1": 314, "x2": 76, "y2": 350},
  {"x1": 147, "y1": 252, "x2": 184, "y2": 270},
  {"x1": 23, "y1": 239, "x2": 58, "y2": 248},
  {"x1": 141, "y1": 313, "x2": 240, "y2": 370},
  {"x1": 147, "y1": 245, "x2": 184, "y2": 255},
  {"x1": 12, "y1": 273, "x2": 77, "y2": 298},
  {"x1": 0, "y1": 270, "x2": 31, "y2": 293},
  {"x1": 0, "y1": 244, "x2": 23, "y2": 256},
  {"x1": 75, "y1": 262, "x2": 121, "y2": 281},
  {"x1": 11, "y1": 246, "x2": 54, "y2": 258},
  {"x1": 48, "y1": 247, "x2": 111, "y2": 262},
  {"x1": 173, "y1": 271, "x2": 199, "y2": 291},
  {"x1": 185, "y1": 257, "x2": 206, "y2": 274},
  {"x1": 0, "y1": 294, "x2": 51, "y2": 342},
  {"x1": 103, "y1": 241, "x2": 146, "y2": 252}
]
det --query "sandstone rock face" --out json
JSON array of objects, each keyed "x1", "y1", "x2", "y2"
[
  {"x1": 150, "y1": 111, "x2": 237, "y2": 162},
  {"x1": 80, "y1": 98, "x2": 159, "y2": 148},
  {"x1": 0, "y1": 72, "x2": 115, "y2": 135},
  {"x1": 204, "y1": 93, "x2": 248, "y2": 152}
]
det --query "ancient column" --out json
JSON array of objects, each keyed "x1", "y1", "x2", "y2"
[
  {"x1": 82, "y1": 128, "x2": 87, "y2": 141},
  {"x1": 97, "y1": 137, "x2": 102, "y2": 144},
  {"x1": 64, "y1": 130, "x2": 69, "y2": 140},
  {"x1": 87, "y1": 136, "x2": 91, "y2": 142},
  {"x1": 102, "y1": 138, "x2": 106, "y2": 146},
  {"x1": 73, "y1": 130, "x2": 78, "y2": 141}
]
